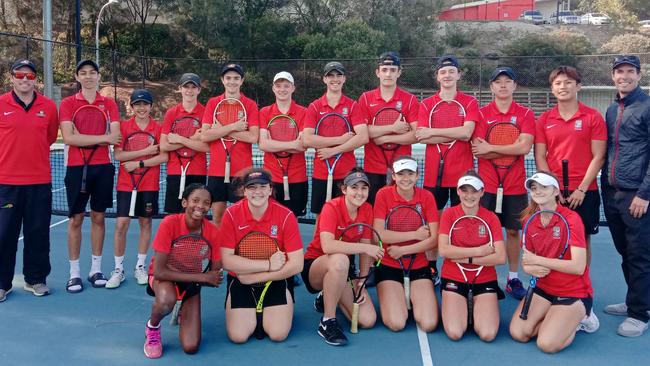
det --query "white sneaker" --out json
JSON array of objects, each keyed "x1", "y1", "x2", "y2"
[
  {"x1": 577, "y1": 309, "x2": 600, "y2": 333},
  {"x1": 617, "y1": 317, "x2": 649, "y2": 337},
  {"x1": 604, "y1": 303, "x2": 627, "y2": 316},
  {"x1": 134, "y1": 266, "x2": 148, "y2": 285},
  {"x1": 105, "y1": 269, "x2": 125, "y2": 289}
]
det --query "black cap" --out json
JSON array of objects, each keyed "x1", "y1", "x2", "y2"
[
  {"x1": 221, "y1": 63, "x2": 244, "y2": 77},
  {"x1": 179, "y1": 73, "x2": 201, "y2": 86},
  {"x1": 323, "y1": 61, "x2": 346, "y2": 76},
  {"x1": 130, "y1": 89, "x2": 153, "y2": 105},
  {"x1": 378, "y1": 51, "x2": 401, "y2": 67},
  {"x1": 612, "y1": 55, "x2": 641, "y2": 71},
  {"x1": 490, "y1": 66, "x2": 516, "y2": 82},
  {"x1": 243, "y1": 170, "x2": 272, "y2": 187},
  {"x1": 76, "y1": 59, "x2": 99, "y2": 73},
  {"x1": 436, "y1": 55, "x2": 460, "y2": 70},
  {"x1": 11, "y1": 59, "x2": 36, "y2": 73}
]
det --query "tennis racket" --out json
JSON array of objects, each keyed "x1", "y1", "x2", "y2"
[
  {"x1": 267, "y1": 114, "x2": 299, "y2": 200},
  {"x1": 213, "y1": 98, "x2": 246, "y2": 183},
  {"x1": 449, "y1": 215, "x2": 494, "y2": 328},
  {"x1": 519, "y1": 210, "x2": 570, "y2": 320},
  {"x1": 315, "y1": 113, "x2": 352, "y2": 201},
  {"x1": 123, "y1": 131, "x2": 157, "y2": 217},
  {"x1": 167, "y1": 233, "x2": 212, "y2": 326},
  {"x1": 234, "y1": 231, "x2": 282, "y2": 339},
  {"x1": 372, "y1": 107, "x2": 404, "y2": 184},
  {"x1": 71, "y1": 105, "x2": 110, "y2": 193},
  {"x1": 339, "y1": 222, "x2": 383, "y2": 333},
  {"x1": 562, "y1": 160, "x2": 570, "y2": 200},
  {"x1": 171, "y1": 116, "x2": 202, "y2": 199},
  {"x1": 485, "y1": 122, "x2": 521, "y2": 213},
  {"x1": 428, "y1": 100, "x2": 466, "y2": 188},
  {"x1": 385, "y1": 205, "x2": 426, "y2": 310}
]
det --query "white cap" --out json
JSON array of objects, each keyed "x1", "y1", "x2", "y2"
[
  {"x1": 273, "y1": 71, "x2": 294, "y2": 84},
  {"x1": 525, "y1": 172, "x2": 559, "y2": 191},
  {"x1": 457, "y1": 175, "x2": 484, "y2": 190},
  {"x1": 393, "y1": 158, "x2": 418, "y2": 173}
]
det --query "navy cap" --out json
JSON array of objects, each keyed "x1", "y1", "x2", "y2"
[
  {"x1": 436, "y1": 55, "x2": 460, "y2": 70},
  {"x1": 179, "y1": 73, "x2": 201, "y2": 86},
  {"x1": 76, "y1": 59, "x2": 99, "y2": 73},
  {"x1": 323, "y1": 61, "x2": 346, "y2": 76},
  {"x1": 11, "y1": 59, "x2": 36, "y2": 73},
  {"x1": 221, "y1": 63, "x2": 244, "y2": 77},
  {"x1": 378, "y1": 51, "x2": 401, "y2": 67},
  {"x1": 490, "y1": 66, "x2": 516, "y2": 82},
  {"x1": 612, "y1": 55, "x2": 641, "y2": 71},
  {"x1": 130, "y1": 89, "x2": 153, "y2": 105},
  {"x1": 343, "y1": 171, "x2": 370, "y2": 187},
  {"x1": 243, "y1": 170, "x2": 272, "y2": 187}
]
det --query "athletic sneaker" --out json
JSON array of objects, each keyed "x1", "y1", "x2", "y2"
[
  {"x1": 0, "y1": 288, "x2": 12, "y2": 302},
  {"x1": 314, "y1": 291, "x2": 324, "y2": 313},
  {"x1": 144, "y1": 322, "x2": 163, "y2": 358},
  {"x1": 506, "y1": 278, "x2": 527, "y2": 300},
  {"x1": 577, "y1": 310, "x2": 600, "y2": 333},
  {"x1": 106, "y1": 269, "x2": 125, "y2": 289},
  {"x1": 617, "y1": 317, "x2": 649, "y2": 337},
  {"x1": 134, "y1": 266, "x2": 148, "y2": 285},
  {"x1": 604, "y1": 303, "x2": 628, "y2": 316},
  {"x1": 318, "y1": 318, "x2": 348, "y2": 346},
  {"x1": 431, "y1": 268, "x2": 440, "y2": 287},
  {"x1": 23, "y1": 283, "x2": 49, "y2": 297}
]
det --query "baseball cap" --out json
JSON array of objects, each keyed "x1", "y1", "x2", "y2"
[
  {"x1": 76, "y1": 59, "x2": 99, "y2": 73},
  {"x1": 323, "y1": 61, "x2": 346, "y2": 76},
  {"x1": 343, "y1": 171, "x2": 370, "y2": 187},
  {"x1": 273, "y1": 71, "x2": 294, "y2": 84},
  {"x1": 490, "y1": 66, "x2": 516, "y2": 82},
  {"x1": 393, "y1": 157, "x2": 418, "y2": 173},
  {"x1": 436, "y1": 55, "x2": 460, "y2": 70},
  {"x1": 457, "y1": 174, "x2": 484, "y2": 190},
  {"x1": 179, "y1": 73, "x2": 201, "y2": 86},
  {"x1": 11, "y1": 59, "x2": 36, "y2": 73},
  {"x1": 221, "y1": 63, "x2": 244, "y2": 77},
  {"x1": 525, "y1": 172, "x2": 560, "y2": 191},
  {"x1": 130, "y1": 89, "x2": 153, "y2": 105},
  {"x1": 612, "y1": 55, "x2": 641, "y2": 71},
  {"x1": 378, "y1": 51, "x2": 401, "y2": 67},
  {"x1": 243, "y1": 170, "x2": 272, "y2": 187}
]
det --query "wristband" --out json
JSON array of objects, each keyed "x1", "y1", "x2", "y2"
[
  {"x1": 577, "y1": 188, "x2": 586, "y2": 193},
  {"x1": 468, "y1": 257, "x2": 473, "y2": 264},
  {"x1": 139, "y1": 160, "x2": 145, "y2": 169}
]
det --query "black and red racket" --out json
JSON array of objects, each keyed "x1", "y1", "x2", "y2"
[
  {"x1": 267, "y1": 114, "x2": 299, "y2": 200},
  {"x1": 315, "y1": 113, "x2": 352, "y2": 202},
  {"x1": 171, "y1": 116, "x2": 201, "y2": 199},
  {"x1": 428, "y1": 100, "x2": 466, "y2": 188},
  {"x1": 71, "y1": 105, "x2": 110, "y2": 193},
  {"x1": 485, "y1": 122, "x2": 521, "y2": 213},
  {"x1": 213, "y1": 98, "x2": 246, "y2": 183},
  {"x1": 123, "y1": 131, "x2": 156, "y2": 217},
  {"x1": 562, "y1": 160, "x2": 570, "y2": 200},
  {"x1": 372, "y1": 107, "x2": 404, "y2": 184}
]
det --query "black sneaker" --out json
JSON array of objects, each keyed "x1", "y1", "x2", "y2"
[
  {"x1": 431, "y1": 268, "x2": 440, "y2": 287},
  {"x1": 314, "y1": 291, "x2": 324, "y2": 313},
  {"x1": 318, "y1": 318, "x2": 348, "y2": 346}
]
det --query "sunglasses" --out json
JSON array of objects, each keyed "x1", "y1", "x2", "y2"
[{"x1": 13, "y1": 71, "x2": 37, "y2": 80}]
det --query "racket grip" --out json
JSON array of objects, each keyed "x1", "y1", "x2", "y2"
[
  {"x1": 519, "y1": 287, "x2": 534, "y2": 320},
  {"x1": 495, "y1": 187, "x2": 504, "y2": 214},
  {"x1": 80, "y1": 166, "x2": 89, "y2": 193},
  {"x1": 350, "y1": 302, "x2": 360, "y2": 334},
  {"x1": 178, "y1": 173, "x2": 187, "y2": 200},
  {"x1": 129, "y1": 189, "x2": 137, "y2": 217},
  {"x1": 404, "y1": 277, "x2": 411, "y2": 310},
  {"x1": 562, "y1": 159, "x2": 569, "y2": 198},
  {"x1": 386, "y1": 168, "x2": 393, "y2": 185},
  {"x1": 170, "y1": 300, "x2": 181, "y2": 326},
  {"x1": 224, "y1": 161, "x2": 231, "y2": 183},
  {"x1": 326, "y1": 174, "x2": 333, "y2": 202},
  {"x1": 283, "y1": 175, "x2": 290, "y2": 200},
  {"x1": 436, "y1": 161, "x2": 444, "y2": 188}
]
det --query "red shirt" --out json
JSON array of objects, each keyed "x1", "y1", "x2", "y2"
[
  {"x1": 59, "y1": 91, "x2": 120, "y2": 167},
  {"x1": 0, "y1": 91, "x2": 58, "y2": 185},
  {"x1": 305, "y1": 196, "x2": 374, "y2": 260},
  {"x1": 417, "y1": 92, "x2": 480, "y2": 187},
  {"x1": 303, "y1": 94, "x2": 365, "y2": 180},
  {"x1": 116, "y1": 117, "x2": 162, "y2": 192},
  {"x1": 535, "y1": 102, "x2": 607, "y2": 191},
  {"x1": 149, "y1": 213, "x2": 222, "y2": 275},
  {"x1": 475, "y1": 101, "x2": 536, "y2": 195},
  {"x1": 201, "y1": 94, "x2": 259, "y2": 177},
  {"x1": 259, "y1": 101, "x2": 308, "y2": 183},
  {"x1": 373, "y1": 186, "x2": 439, "y2": 270},
  {"x1": 358, "y1": 87, "x2": 420, "y2": 174},
  {"x1": 438, "y1": 205, "x2": 504, "y2": 284},
  {"x1": 521, "y1": 205, "x2": 593, "y2": 297},
  {"x1": 162, "y1": 103, "x2": 207, "y2": 176}
]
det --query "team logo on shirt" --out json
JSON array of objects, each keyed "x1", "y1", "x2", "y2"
[
  {"x1": 192, "y1": 119, "x2": 200, "y2": 128},
  {"x1": 342, "y1": 107, "x2": 348, "y2": 115},
  {"x1": 200, "y1": 245, "x2": 209, "y2": 256},
  {"x1": 36, "y1": 110, "x2": 46, "y2": 118},
  {"x1": 238, "y1": 110, "x2": 245, "y2": 119},
  {"x1": 510, "y1": 116, "x2": 517, "y2": 124},
  {"x1": 396, "y1": 101, "x2": 402, "y2": 111},
  {"x1": 553, "y1": 226, "x2": 561, "y2": 239},
  {"x1": 415, "y1": 203, "x2": 423, "y2": 214},
  {"x1": 574, "y1": 120, "x2": 583, "y2": 131},
  {"x1": 478, "y1": 224, "x2": 487, "y2": 238},
  {"x1": 270, "y1": 225, "x2": 278, "y2": 237}
]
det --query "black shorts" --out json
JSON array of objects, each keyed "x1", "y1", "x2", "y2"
[
  {"x1": 65, "y1": 164, "x2": 115, "y2": 216},
  {"x1": 301, "y1": 258, "x2": 321, "y2": 294},
  {"x1": 424, "y1": 186, "x2": 459, "y2": 210},
  {"x1": 226, "y1": 274, "x2": 295, "y2": 309},
  {"x1": 146, "y1": 275, "x2": 201, "y2": 300},
  {"x1": 533, "y1": 286, "x2": 592, "y2": 316},
  {"x1": 480, "y1": 192, "x2": 528, "y2": 231},
  {"x1": 164, "y1": 174, "x2": 206, "y2": 213},
  {"x1": 115, "y1": 191, "x2": 159, "y2": 218},
  {"x1": 366, "y1": 172, "x2": 389, "y2": 205},
  {"x1": 374, "y1": 265, "x2": 432, "y2": 285},
  {"x1": 207, "y1": 176, "x2": 241, "y2": 204},
  {"x1": 272, "y1": 181, "x2": 308, "y2": 217},
  {"x1": 310, "y1": 177, "x2": 344, "y2": 214},
  {"x1": 564, "y1": 189, "x2": 600, "y2": 235},
  {"x1": 440, "y1": 278, "x2": 505, "y2": 300}
]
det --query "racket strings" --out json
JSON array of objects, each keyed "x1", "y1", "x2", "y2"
[
  {"x1": 430, "y1": 102, "x2": 465, "y2": 129},
  {"x1": 487, "y1": 124, "x2": 520, "y2": 166},
  {"x1": 125, "y1": 133, "x2": 156, "y2": 173},
  {"x1": 168, "y1": 236, "x2": 211, "y2": 273},
  {"x1": 525, "y1": 215, "x2": 569, "y2": 258},
  {"x1": 235, "y1": 234, "x2": 278, "y2": 260},
  {"x1": 316, "y1": 115, "x2": 350, "y2": 137},
  {"x1": 450, "y1": 218, "x2": 491, "y2": 248},
  {"x1": 215, "y1": 102, "x2": 245, "y2": 125},
  {"x1": 373, "y1": 109, "x2": 402, "y2": 126},
  {"x1": 172, "y1": 118, "x2": 200, "y2": 138},
  {"x1": 73, "y1": 107, "x2": 108, "y2": 135},
  {"x1": 268, "y1": 118, "x2": 299, "y2": 142}
]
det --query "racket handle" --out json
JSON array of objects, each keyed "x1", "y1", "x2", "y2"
[
  {"x1": 350, "y1": 302, "x2": 360, "y2": 334},
  {"x1": 224, "y1": 160, "x2": 231, "y2": 183},
  {"x1": 80, "y1": 165, "x2": 89, "y2": 194},
  {"x1": 562, "y1": 159, "x2": 569, "y2": 198},
  {"x1": 404, "y1": 277, "x2": 411, "y2": 310},
  {"x1": 326, "y1": 174, "x2": 333, "y2": 202},
  {"x1": 386, "y1": 167, "x2": 393, "y2": 185},
  {"x1": 519, "y1": 287, "x2": 535, "y2": 320},
  {"x1": 178, "y1": 172, "x2": 187, "y2": 200},
  {"x1": 468, "y1": 289, "x2": 474, "y2": 327},
  {"x1": 283, "y1": 175, "x2": 290, "y2": 200},
  {"x1": 436, "y1": 160, "x2": 444, "y2": 188},
  {"x1": 170, "y1": 300, "x2": 181, "y2": 326},
  {"x1": 129, "y1": 189, "x2": 137, "y2": 217},
  {"x1": 495, "y1": 187, "x2": 504, "y2": 214}
]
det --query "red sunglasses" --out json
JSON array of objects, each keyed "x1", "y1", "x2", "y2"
[{"x1": 13, "y1": 71, "x2": 37, "y2": 80}]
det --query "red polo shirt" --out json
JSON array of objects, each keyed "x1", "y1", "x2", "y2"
[
  {"x1": 162, "y1": 102, "x2": 207, "y2": 176},
  {"x1": 116, "y1": 117, "x2": 162, "y2": 192}
]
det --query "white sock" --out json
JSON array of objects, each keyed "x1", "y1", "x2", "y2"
[
  {"x1": 69, "y1": 259, "x2": 81, "y2": 279},
  {"x1": 147, "y1": 319, "x2": 160, "y2": 328},
  {"x1": 90, "y1": 255, "x2": 102, "y2": 274},
  {"x1": 137, "y1": 253, "x2": 147, "y2": 268},
  {"x1": 322, "y1": 316, "x2": 333, "y2": 322},
  {"x1": 508, "y1": 271, "x2": 519, "y2": 280},
  {"x1": 114, "y1": 256, "x2": 124, "y2": 272}
]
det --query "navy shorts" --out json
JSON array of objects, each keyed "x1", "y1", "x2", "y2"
[
  {"x1": 440, "y1": 278, "x2": 505, "y2": 300},
  {"x1": 207, "y1": 176, "x2": 241, "y2": 204},
  {"x1": 480, "y1": 192, "x2": 528, "y2": 231},
  {"x1": 272, "y1": 181, "x2": 308, "y2": 217},
  {"x1": 310, "y1": 177, "x2": 344, "y2": 214},
  {"x1": 533, "y1": 286, "x2": 592, "y2": 316},
  {"x1": 226, "y1": 274, "x2": 294, "y2": 309},
  {"x1": 374, "y1": 264, "x2": 433, "y2": 285},
  {"x1": 116, "y1": 191, "x2": 158, "y2": 218},
  {"x1": 164, "y1": 174, "x2": 206, "y2": 213},
  {"x1": 65, "y1": 164, "x2": 115, "y2": 216},
  {"x1": 424, "y1": 186, "x2": 459, "y2": 211}
]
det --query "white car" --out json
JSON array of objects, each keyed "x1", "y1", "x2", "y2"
[
  {"x1": 580, "y1": 13, "x2": 611, "y2": 25},
  {"x1": 639, "y1": 20, "x2": 650, "y2": 28},
  {"x1": 520, "y1": 10, "x2": 544, "y2": 24},
  {"x1": 549, "y1": 11, "x2": 579, "y2": 24}
]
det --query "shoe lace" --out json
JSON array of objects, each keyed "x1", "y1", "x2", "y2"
[{"x1": 147, "y1": 329, "x2": 161, "y2": 345}]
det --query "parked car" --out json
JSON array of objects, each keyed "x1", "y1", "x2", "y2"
[
  {"x1": 549, "y1": 11, "x2": 580, "y2": 24},
  {"x1": 580, "y1": 13, "x2": 611, "y2": 25},
  {"x1": 520, "y1": 10, "x2": 544, "y2": 24},
  {"x1": 639, "y1": 20, "x2": 650, "y2": 28}
]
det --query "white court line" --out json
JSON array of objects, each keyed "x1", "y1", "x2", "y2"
[
  {"x1": 18, "y1": 216, "x2": 70, "y2": 242},
  {"x1": 52, "y1": 187, "x2": 66, "y2": 193},
  {"x1": 418, "y1": 324, "x2": 433, "y2": 366}
]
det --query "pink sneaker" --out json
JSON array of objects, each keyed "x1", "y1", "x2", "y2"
[{"x1": 144, "y1": 323, "x2": 163, "y2": 359}]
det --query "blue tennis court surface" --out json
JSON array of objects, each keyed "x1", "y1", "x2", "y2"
[{"x1": 0, "y1": 219, "x2": 646, "y2": 366}]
